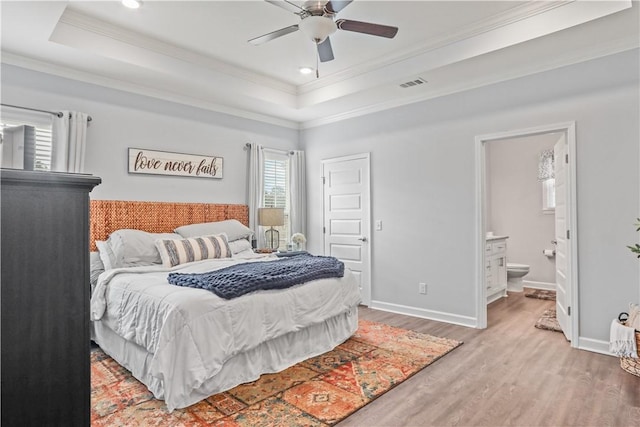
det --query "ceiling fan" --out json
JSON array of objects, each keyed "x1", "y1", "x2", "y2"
[{"x1": 248, "y1": 0, "x2": 398, "y2": 64}]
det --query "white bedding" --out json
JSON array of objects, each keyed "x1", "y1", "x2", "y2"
[{"x1": 90, "y1": 251, "x2": 361, "y2": 410}]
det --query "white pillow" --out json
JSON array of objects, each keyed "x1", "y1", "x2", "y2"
[
  {"x1": 90, "y1": 251, "x2": 106, "y2": 290},
  {"x1": 96, "y1": 240, "x2": 116, "y2": 271},
  {"x1": 229, "y1": 238, "x2": 252, "y2": 255},
  {"x1": 174, "y1": 219, "x2": 252, "y2": 242},
  {"x1": 97, "y1": 229, "x2": 182, "y2": 269},
  {"x1": 155, "y1": 234, "x2": 232, "y2": 267}
]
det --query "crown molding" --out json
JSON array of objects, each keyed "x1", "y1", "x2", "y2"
[
  {"x1": 5, "y1": 37, "x2": 636, "y2": 133},
  {"x1": 0, "y1": 52, "x2": 300, "y2": 130},
  {"x1": 57, "y1": 9, "x2": 297, "y2": 96}
]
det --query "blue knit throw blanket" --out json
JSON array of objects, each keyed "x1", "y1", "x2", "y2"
[{"x1": 167, "y1": 254, "x2": 344, "y2": 299}]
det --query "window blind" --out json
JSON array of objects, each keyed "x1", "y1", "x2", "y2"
[
  {"x1": 263, "y1": 157, "x2": 288, "y2": 209},
  {"x1": 262, "y1": 151, "x2": 290, "y2": 246},
  {"x1": 34, "y1": 126, "x2": 53, "y2": 171}
]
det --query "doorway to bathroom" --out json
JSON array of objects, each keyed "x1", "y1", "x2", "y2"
[{"x1": 475, "y1": 122, "x2": 578, "y2": 346}]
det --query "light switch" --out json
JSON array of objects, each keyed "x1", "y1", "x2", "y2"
[{"x1": 375, "y1": 220, "x2": 382, "y2": 231}]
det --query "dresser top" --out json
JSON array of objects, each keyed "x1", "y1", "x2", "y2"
[{"x1": 1, "y1": 168, "x2": 101, "y2": 189}]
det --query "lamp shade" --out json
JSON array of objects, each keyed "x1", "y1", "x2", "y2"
[{"x1": 258, "y1": 208, "x2": 284, "y2": 227}]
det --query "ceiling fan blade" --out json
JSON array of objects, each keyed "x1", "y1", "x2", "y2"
[
  {"x1": 336, "y1": 19, "x2": 398, "y2": 38},
  {"x1": 317, "y1": 37, "x2": 335, "y2": 62},
  {"x1": 264, "y1": 0, "x2": 306, "y2": 14},
  {"x1": 324, "y1": 0, "x2": 353, "y2": 14},
  {"x1": 248, "y1": 24, "x2": 299, "y2": 45}
]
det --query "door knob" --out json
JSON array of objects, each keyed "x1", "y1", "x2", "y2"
[{"x1": 358, "y1": 237, "x2": 368, "y2": 242}]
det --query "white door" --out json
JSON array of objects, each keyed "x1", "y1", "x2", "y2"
[
  {"x1": 322, "y1": 154, "x2": 371, "y2": 305},
  {"x1": 554, "y1": 135, "x2": 571, "y2": 341}
]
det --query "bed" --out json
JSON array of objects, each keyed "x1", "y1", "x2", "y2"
[{"x1": 89, "y1": 200, "x2": 361, "y2": 411}]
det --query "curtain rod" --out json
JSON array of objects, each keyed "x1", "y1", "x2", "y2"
[
  {"x1": 244, "y1": 143, "x2": 294, "y2": 155},
  {"x1": 1, "y1": 103, "x2": 92, "y2": 122}
]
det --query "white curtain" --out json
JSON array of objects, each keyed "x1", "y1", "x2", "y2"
[
  {"x1": 289, "y1": 150, "x2": 307, "y2": 237},
  {"x1": 51, "y1": 111, "x2": 89, "y2": 173},
  {"x1": 247, "y1": 143, "x2": 265, "y2": 248}
]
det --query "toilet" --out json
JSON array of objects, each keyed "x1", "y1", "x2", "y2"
[{"x1": 507, "y1": 263, "x2": 530, "y2": 292}]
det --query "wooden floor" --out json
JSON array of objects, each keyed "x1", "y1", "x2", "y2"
[{"x1": 338, "y1": 292, "x2": 640, "y2": 427}]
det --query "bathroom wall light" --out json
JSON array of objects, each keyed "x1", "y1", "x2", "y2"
[{"x1": 122, "y1": 0, "x2": 142, "y2": 9}]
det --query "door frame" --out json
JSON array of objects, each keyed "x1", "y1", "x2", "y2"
[
  {"x1": 474, "y1": 122, "x2": 578, "y2": 346},
  {"x1": 321, "y1": 152, "x2": 372, "y2": 306}
]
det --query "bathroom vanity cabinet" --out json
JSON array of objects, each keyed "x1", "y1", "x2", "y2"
[{"x1": 486, "y1": 236, "x2": 508, "y2": 303}]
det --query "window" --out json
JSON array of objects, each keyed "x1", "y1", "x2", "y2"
[
  {"x1": 538, "y1": 148, "x2": 555, "y2": 214},
  {"x1": 262, "y1": 150, "x2": 290, "y2": 248},
  {"x1": 542, "y1": 178, "x2": 556, "y2": 213},
  {"x1": 1, "y1": 110, "x2": 53, "y2": 171}
]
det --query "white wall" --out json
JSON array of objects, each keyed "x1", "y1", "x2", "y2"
[
  {"x1": 1, "y1": 65, "x2": 299, "y2": 204},
  {"x1": 486, "y1": 133, "x2": 560, "y2": 285},
  {"x1": 301, "y1": 49, "x2": 640, "y2": 346}
]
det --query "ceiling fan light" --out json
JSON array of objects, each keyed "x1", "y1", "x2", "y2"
[
  {"x1": 299, "y1": 16, "x2": 337, "y2": 43},
  {"x1": 122, "y1": 0, "x2": 142, "y2": 9}
]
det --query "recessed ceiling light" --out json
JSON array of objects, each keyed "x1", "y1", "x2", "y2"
[
  {"x1": 122, "y1": 0, "x2": 142, "y2": 9},
  {"x1": 299, "y1": 67, "x2": 314, "y2": 75}
]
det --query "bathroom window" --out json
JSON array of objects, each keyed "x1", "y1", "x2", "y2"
[
  {"x1": 538, "y1": 148, "x2": 555, "y2": 213},
  {"x1": 542, "y1": 178, "x2": 556, "y2": 213}
]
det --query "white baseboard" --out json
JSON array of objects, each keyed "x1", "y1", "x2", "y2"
[
  {"x1": 369, "y1": 301, "x2": 619, "y2": 358},
  {"x1": 487, "y1": 292, "x2": 506, "y2": 304},
  {"x1": 369, "y1": 300, "x2": 478, "y2": 328},
  {"x1": 523, "y1": 280, "x2": 556, "y2": 291},
  {"x1": 577, "y1": 337, "x2": 615, "y2": 357}
]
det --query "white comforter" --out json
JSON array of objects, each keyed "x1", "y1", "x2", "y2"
[{"x1": 90, "y1": 252, "x2": 361, "y2": 409}]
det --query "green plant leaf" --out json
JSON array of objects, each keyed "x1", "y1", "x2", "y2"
[{"x1": 629, "y1": 220, "x2": 640, "y2": 256}]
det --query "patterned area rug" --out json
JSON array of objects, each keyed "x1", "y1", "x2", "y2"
[
  {"x1": 524, "y1": 288, "x2": 556, "y2": 301},
  {"x1": 91, "y1": 320, "x2": 462, "y2": 426},
  {"x1": 535, "y1": 308, "x2": 563, "y2": 332}
]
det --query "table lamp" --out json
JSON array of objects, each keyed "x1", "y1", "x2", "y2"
[{"x1": 258, "y1": 207, "x2": 284, "y2": 250}]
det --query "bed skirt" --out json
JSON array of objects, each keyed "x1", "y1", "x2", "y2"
[{"x1": 91, "y1": 305, "x2": 359, "y2": 411}]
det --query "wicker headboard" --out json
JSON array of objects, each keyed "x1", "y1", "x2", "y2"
[{"x1": 90, "y1": 200, "x2": 249, "y2": 251}]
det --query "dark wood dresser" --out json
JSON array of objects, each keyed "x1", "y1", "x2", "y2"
[{"x1": 1, "y1": 169, "x2": 101, "y2": 426}]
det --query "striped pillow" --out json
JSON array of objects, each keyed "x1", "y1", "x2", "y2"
[{"x1": 155, "y1": 234, "x2": 232, "y2": 267}]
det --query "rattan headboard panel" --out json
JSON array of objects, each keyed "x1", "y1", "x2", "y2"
[{"x1": 90, "y1": 200, "x2": 249, "y2": 251}]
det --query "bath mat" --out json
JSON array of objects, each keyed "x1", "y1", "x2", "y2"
[
  {"x1": 91, "y1": 320, "x2": 463, "y2": 426},
  {"x1": 525, "y1": 288, "x2": 556, "y2": 301},
  {"x1": 535, "y1": 308, "x2": 562, "y2": 333}
]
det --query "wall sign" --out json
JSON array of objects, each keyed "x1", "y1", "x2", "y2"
[{"x1": 128, "y1": 148, "x2": 223, "y2": 179}]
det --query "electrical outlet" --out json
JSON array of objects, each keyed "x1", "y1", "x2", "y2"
[
  {"x1": 375, "y1": 220, "x2": 382, "y2": 231},
  {"x1": 419, "y1": 283, "x2": 427, "y2": 294}
]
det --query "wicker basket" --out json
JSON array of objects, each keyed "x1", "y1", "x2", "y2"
[{"x1": 619, "y1": 325, "x2": 640, "y2": 377}]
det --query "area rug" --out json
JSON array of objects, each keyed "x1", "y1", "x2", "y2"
[
  {"x1": 91, "y1": 320, "x2": 463, "y2": 426},
  {"x1": 525, "y1": 288, "x2": 556, "y2": 301},
  {"x1": 535, "y1": 308, "x2": 562, "y2": 332}
]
